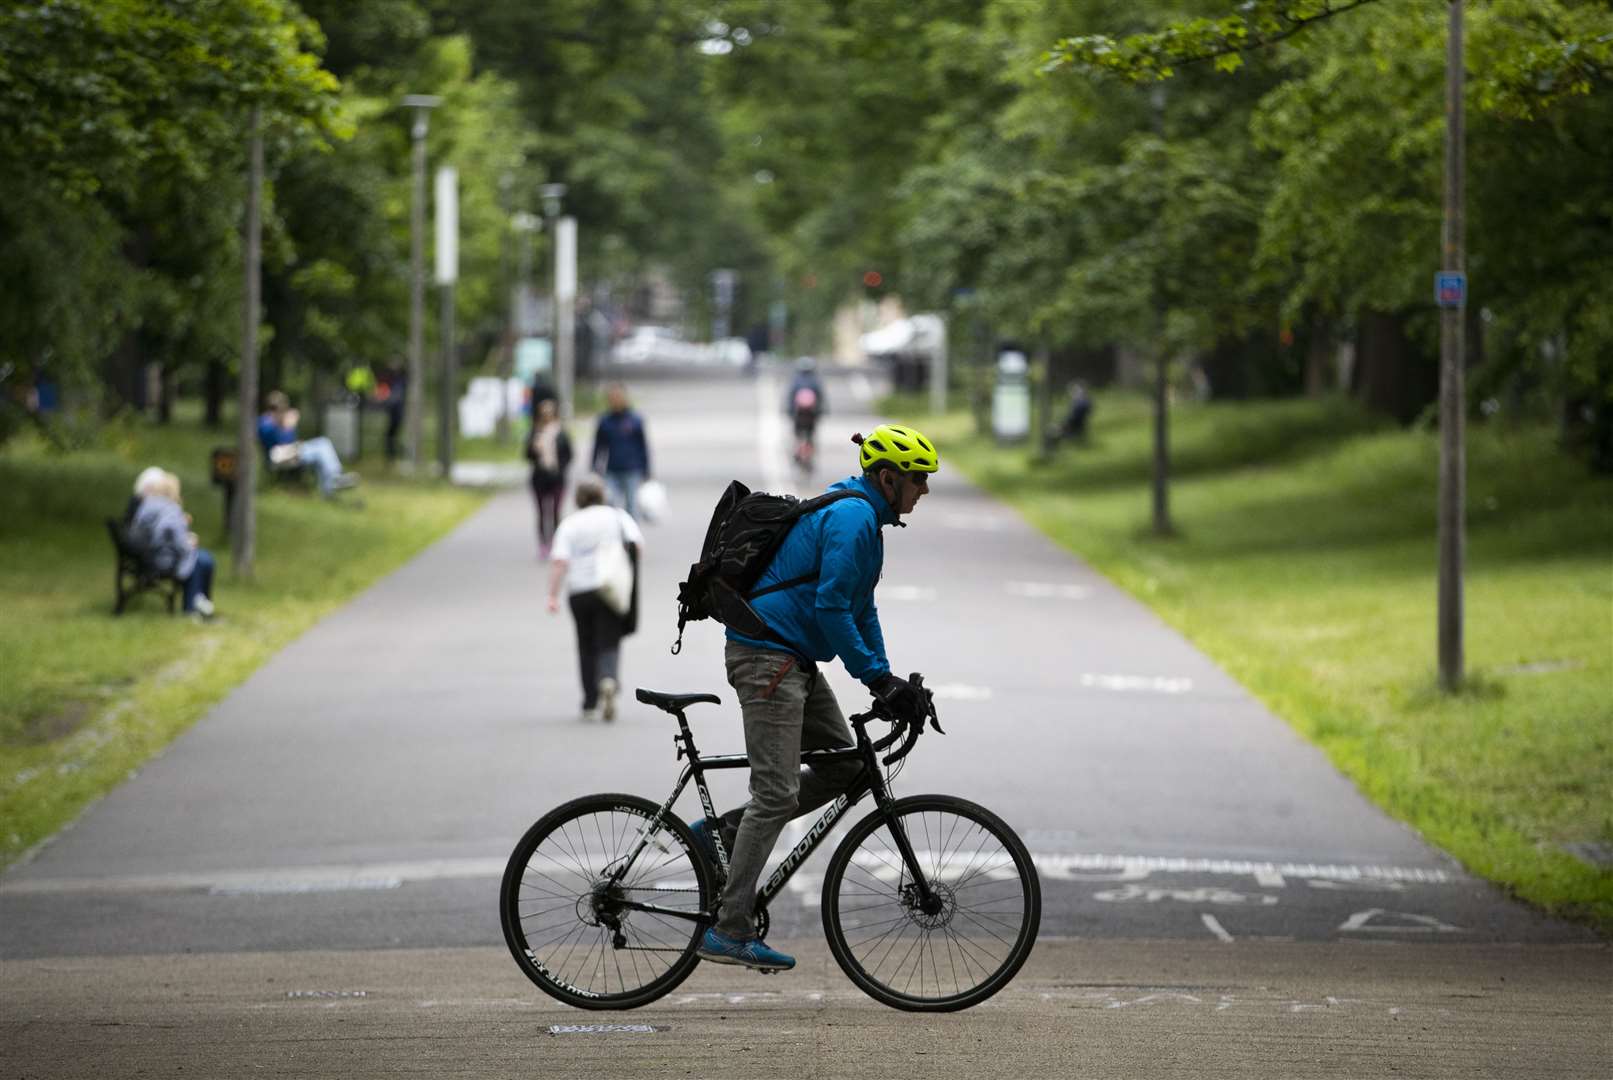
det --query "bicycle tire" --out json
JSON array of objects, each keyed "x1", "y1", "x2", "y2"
[
  {"x1": 821, "y1": 794, "x2": 1040, "y2": 1012},
  {"x1": 500, "y1": 793, "x2": 716, "y2": 1010}
]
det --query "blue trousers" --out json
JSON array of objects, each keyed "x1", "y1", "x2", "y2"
[{"x1": 182, "y1": 549, "x2": 215, "y2": 612}]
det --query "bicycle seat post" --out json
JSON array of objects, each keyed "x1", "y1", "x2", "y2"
[{"x1": 674, "y1": 711, "x2": 699, "y2": 763}]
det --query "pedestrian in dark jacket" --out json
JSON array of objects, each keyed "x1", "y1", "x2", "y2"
[
  {"x1": 590, "y1": 382, "x2": 651, "y2": 520},
  {"x1": 526, "y1": 398, "x2": 573, "y2": 558}
]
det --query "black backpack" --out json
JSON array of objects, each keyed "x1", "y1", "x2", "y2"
[{"x1": 673, "y1": 480, "x2": 871, "y2": 654}]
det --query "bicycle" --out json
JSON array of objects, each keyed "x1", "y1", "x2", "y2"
[{"x1": 498, "y1": 674, "x2": 1040, "y2": 1012}]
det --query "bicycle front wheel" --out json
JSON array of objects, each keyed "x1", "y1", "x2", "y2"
[
  {"x1": 500, "y1": 793, "x2": 716, "y2": 1010},
  {"x1": 822, "y1": 794, "x2": 1040, "y2": 1011}
]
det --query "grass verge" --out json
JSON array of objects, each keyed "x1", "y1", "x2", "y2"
[
  {"x1": 0, "y1": 408, "x2": 486, "y2": 869},
  {"x1": 906, "y1": 391, "x2": 1612, "y2": 931}
]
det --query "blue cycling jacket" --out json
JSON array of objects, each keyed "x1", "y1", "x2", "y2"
[{"x1": 727, "y1": 473, "x2": 895, "y2": 683}]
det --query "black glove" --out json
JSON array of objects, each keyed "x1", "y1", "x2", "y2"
[{"x1": 869, "y1": 673, "x2": 925, "y2": 723}]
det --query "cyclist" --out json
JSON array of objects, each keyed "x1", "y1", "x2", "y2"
[
  {"x1": 785, "y1": 357, "x2": 826, "y2": 470},
  {"x1": 691, "y1": 423, "x2": 939, "y2": 972}
]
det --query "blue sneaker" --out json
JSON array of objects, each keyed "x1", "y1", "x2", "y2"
[
  {"x1": 687, "y1": 817, "x2": 722, "y2": 870},
  {"x1": 697, "y1": 928, "x2": 795, "y2": 972}
]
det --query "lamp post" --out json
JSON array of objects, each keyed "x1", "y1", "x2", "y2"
[
  {"x1": 435, "y1": 165, "x2": 459, "y2": 480},
  {"x1": 402, "y1": 94, "x2": 441, "y2": 472},
  {"x1": 541, "y1": 183, "x2": 573, "y2": 420}
]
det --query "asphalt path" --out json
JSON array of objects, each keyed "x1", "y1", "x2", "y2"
[{"x1": 2, "y1": 365, "x2": 1604, "y2": 1076}]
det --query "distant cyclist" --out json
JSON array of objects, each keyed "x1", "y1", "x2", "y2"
[
  {"x1": 690, "y1": 423, "x2": 939, "y2": 972},
  {"x1": 784, "y1": 357, "x2": 827, "y2": 471}
]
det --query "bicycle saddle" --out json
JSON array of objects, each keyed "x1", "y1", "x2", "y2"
[{"x1": 635, "y1": 689, "x2": 722, "y2": 714}]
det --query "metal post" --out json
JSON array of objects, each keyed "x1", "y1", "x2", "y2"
[
  {"x1": 495, "y1": 173, "x2": 513, "y2": 444},
  {"x1": 402, "y1": 95, "x2": 440, "y2": 472},
  {"x1": 541, "y1": 183, "x2": 568, "y2": 415},
  {"x1": 435, "y1": 165, "x2": 459, "y2": 480},
  {"x1": 555, "y1": 215, "x2": 577, "y2": 422},
  {"x1": 1437, "y1": 0, "x2": 1466, "y2": 690},
  {"x1": 439, "y1": 284, "x2": 455, "y2": 477},
  {"x1": 232, "y1": 105, "x2": 262, "y2": 578}
]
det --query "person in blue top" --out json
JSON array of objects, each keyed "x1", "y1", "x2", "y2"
[
  {"x1": 257, "y1": 390, "x2": 357, "y2": 497},
  {"x1": 590, "y1": 382, "x2": 651, "y2": 519},
  {"x1": 691, "y1": 423, "x2": 939, "y2": 973}
]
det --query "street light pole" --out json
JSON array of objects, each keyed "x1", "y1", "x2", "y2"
[
  {"x1": 402, "y1": 94, "x2": 441, "y2": 472},
  {"x1": 1437, "y1": 0, "x2": 1466, "y2": 690},
  {"x1": 435, "y1": 165, "x2": 459, "y2": 481},
  {"x1": 541, "y1": 183, "x2": 570, "y2": 418}
]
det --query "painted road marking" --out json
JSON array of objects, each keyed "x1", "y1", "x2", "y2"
[
  {"x1": 880, "y1": 584, "x2": 938, "y2": 601},
  {"x1": 1006, "y1": 581, "x2": 1091, "y2": 600},
  {"x1": 0, "y1": 851, "x2": 1457, "y2": 896},
  {"x1": 930, "y1": 683, "x2": 993, "y2": 702},
  {"x1": 548, "y1": 1024, "x2": 661, "y2": 1034},
  {"x1": 1094, "y1": 883, "x2": 1280, "y2": 906},
  {"x1": 1200, "y1": 913, "x2": 1236, "y2": 942},
  {"x1": 939, "y1": 513, "x2": 1012, "y2": 532},
  {"x1": 1080, "y1": 672, "x2": 1194, "y2": 694},
  {"x1": 1339, "y1": 908, "x2": 1464, "y2": 933},
  {"x1": 756, "y1": 368, "x2": 786, "y2": 492}
]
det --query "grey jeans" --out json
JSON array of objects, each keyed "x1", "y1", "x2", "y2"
[{"x1": 713, "y1": 642, "x2": 863, "y2": 938}]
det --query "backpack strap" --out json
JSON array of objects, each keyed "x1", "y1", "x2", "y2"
[{"x1": 743, "y1": 488, "x2": 874, "y2": 601}]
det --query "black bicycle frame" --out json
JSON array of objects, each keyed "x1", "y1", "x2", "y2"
[{"x1": 609, "y1": 709, "x2": 935, "y2": 925}]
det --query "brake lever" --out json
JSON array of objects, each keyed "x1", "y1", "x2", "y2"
[{"x1": 909, "y1": 673, "x2": 945, "y2": 735}]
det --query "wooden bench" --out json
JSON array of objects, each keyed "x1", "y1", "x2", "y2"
[{"x1": 105, "y1": 517, "x2": 180, "y2": 616}]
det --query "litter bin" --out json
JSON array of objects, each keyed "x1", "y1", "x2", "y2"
[
  {"x1": 323, "y1": 399, "x2": 360, "y2": 461},
  {"x1": 991, "y1": 350, "x2": 1031, "y2": 443}
]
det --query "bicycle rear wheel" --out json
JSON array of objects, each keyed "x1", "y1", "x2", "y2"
[
  {"x1": 822, "y1": 794, "x2": 1039, "y2": 1011},
  {"x1": 500, "y1": 793, "x2": 715, "y2": 1009}
]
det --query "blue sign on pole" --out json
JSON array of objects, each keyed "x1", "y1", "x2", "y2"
[{"x1": 1435, "y1": 271, "x2": 1466, "y2": 308}]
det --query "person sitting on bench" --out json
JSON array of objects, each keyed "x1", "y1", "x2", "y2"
[
  {"x1": 128, "y1": 468, "x2": 216, "y2": 618},
  {"x1": 257, "y1": 389, "x2": 358, "y2": 497}
]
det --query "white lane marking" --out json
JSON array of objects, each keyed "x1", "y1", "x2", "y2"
[
  {"x1": 939, "y1": 514, "x2": 1012, "y2": 532},
  {"x1": 212, "y1": 877, "x2": 402, "y2": 896},
  {"x1": 0, "y1": 851, "x2": 1457, "y2": 896},
  {"x1": 880, "y1": 584, "x2": 937, "y2": 601},
  {"x1": 1338, "y1": 908, "x2": 1464, "y2": 933},
  {"x1": 756, "y1": 368, "x2": 786, "y2": 492},
  {"x1": 1094, "y1": 883, "x2": 1280, "y2": 906},
  {"x1": 1200, "y1": 913, "x2": 1236, "y2": 942},
  {"x1": 1032, "y1": 854, "x2": 1454, "y2": 885},
  {"x1": 1005, "y1": 581, "x2": 1091, "y2": 600},
  {"x1": 1254, "y1": 869, "x2": 1286, "y2": 888},
  {"x1": 849, "y1": 373, "x2": 874, "y2": 403},
  {"x1": 930, "y1": 683, "x2": 993, "y2": 702},
  {"x1": 0, "y1": 858, "x2": 507, "y2": 896},
  {"x1": 1079, "y1": 672, "x2": 1194, "y2": 694}
]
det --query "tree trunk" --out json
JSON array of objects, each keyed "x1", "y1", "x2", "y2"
[
  {"x1": 233, "y1": 108, "x2": 262, "y2": 579},
  {"x1": 205, "y1": 357, "x2": 225, "y2": 428}
]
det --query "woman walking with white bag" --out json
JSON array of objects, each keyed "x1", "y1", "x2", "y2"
[{"x1": 546, "y1": 475, "x2": 643, "y2": 722}]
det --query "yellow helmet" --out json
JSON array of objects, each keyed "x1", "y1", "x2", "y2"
[{"x1": 855, "y1": 423, "x2": 939, "y2": 473}]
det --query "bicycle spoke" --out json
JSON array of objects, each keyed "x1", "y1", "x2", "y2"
[
  {"x1": 502, "y1": 797, "x2": 712, "y2": 1008},
  {"x1": 825, "y1": 799, "x2": 1037, "y2": 1009}
]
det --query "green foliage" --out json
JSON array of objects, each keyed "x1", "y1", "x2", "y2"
[
  {"x1": 0, "y1": 0, "x2": 340, "y2": 199},
  {"x1": 928, "y1": 392, "x2": 1613, "y2": 927},
  {"x1": 0, "y1": 408, "x2": 485, "y2": 867}
]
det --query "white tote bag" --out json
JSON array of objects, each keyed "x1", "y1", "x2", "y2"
[
  {"x1": 637, "y1": 479, "x2": 669, "y2": 524},
  {"x1": 596, "y1": 512, "x2": 634, "y2": 616}
]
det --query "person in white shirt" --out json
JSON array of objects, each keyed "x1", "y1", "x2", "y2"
[{"x1": 546, "y1": 475, "x2": 644, "y2": 721}]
